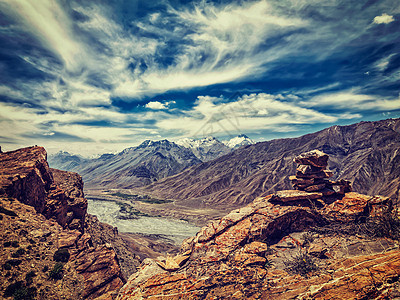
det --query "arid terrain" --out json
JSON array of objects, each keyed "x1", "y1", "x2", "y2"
[{"x1": 1, "y1": 119, "x2": 400, "y2": 299}]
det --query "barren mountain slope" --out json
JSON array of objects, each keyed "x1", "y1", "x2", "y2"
[
  {"x1": 50, "y1": 140, "x2": 202, "y2": 189},
  {"x1": 139, "y1": 118, "x2": 400, "y2": 208}
]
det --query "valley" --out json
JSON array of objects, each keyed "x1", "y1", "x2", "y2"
[{"x1": 54, "y1": 118, "x2": 400, "y2": 249}]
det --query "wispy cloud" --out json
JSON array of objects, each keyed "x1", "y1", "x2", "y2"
[
  {"x1": 113, "y1": 0, "x2": 308, "y2": 97},
  {"x1": 157, "y1": 93, "x2": 339, "y2": 137},
  {"x1": 304, "y1": 90, "x2": 400, "y2": 111},
  {"x1": 2, "y1": 0, "x2": 84, "y2": 71},
  {"x1": 2, "y1": 0, "x2": 397, "y2": 103},
  {"x1": 0, "y1": 0, "x2": 399, "y2": 155}
]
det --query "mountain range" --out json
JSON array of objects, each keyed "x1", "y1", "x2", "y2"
[
  {"x1": 3, "y1": 136, "x2": 400, "y2": 300},
  {"x1": 138, "y1": 118, "x2": 400, "y2": 208},
  {"x1": 48, "y1": 135, "x2": 253, "y2": 189},
  {"x1": 49, "y1": 119, "x2": 400, "y2": 211}
]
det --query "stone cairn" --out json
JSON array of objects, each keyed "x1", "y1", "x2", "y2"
[{"x1": 290, "y1": 149, "x2": 351, "y2": 196}]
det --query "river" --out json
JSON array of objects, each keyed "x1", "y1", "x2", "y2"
[{"x1": 87, "y1": 198, "x2": 200, "y2": 244}]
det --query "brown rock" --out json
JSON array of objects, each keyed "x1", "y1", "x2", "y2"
[
  {"x1": 116, "y1": 183, "x2": 398, "y2": 300},
  {"x1": 320, "y1": 188, "x2": 335, "y2": 196},
  {"x1": 58, "y1": 229, "x2": 81, "y2": 248},
  {"x1": 156, "y1": 256, "x2": 180, "y2": 271},
  {"x1": 304, "y1": 183, "x2": 326, "y2": 192},
  {"x1": 51, "y1": 168, "x2": 87, "y2": 230},
  {"x1": 272, "y1": 190, "x2": 323, "y2": 202},
  {"x1": 330, "y1": 179, "x2": 352, "y2": 194},
  {"x1": 321, "y1": 192, "x2": 389, "y2": 222},
  {"x1": 0, "y1": 146, "x2": 53, "y2": 212},
  {"x1": 290, "y1": 177, "x2": 316, "y2": 186},
  {"x1": 85, "y1": 214, "x2": 141, "y2": 280},
  {"x1": 294, "y1": 149, "x2": 329, "y2": 168},
  {"x1": 296, "y1": 169, "x2": 333, "y2": 179},
  {"x1": 74, "y1": 245, "x2": 124, "y2": 299},
  {"x1": 296, "y1": 164, "x2": 325, "y2": 174}
]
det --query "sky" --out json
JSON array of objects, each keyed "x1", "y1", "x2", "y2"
[{"x1": 0, "y1": 0, "x2": 399, "y2": 157}]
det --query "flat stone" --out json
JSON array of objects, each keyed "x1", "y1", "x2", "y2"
[
  {"x1": 304, "y1": 183, "x2": 326, "y2": 192},
  {"x1": 296, "y1": 170, "x2": 333, "y2": 179},
  {"x1": 273, "y1": 190, "x2": 323, "y2": 202},
  {"x1": 321, "y1": 188, "x2": 335, "y2": 196},
  {"x1": 294, "y1": 149, "x2": 329, "y2": 168},
  {"x1": 297, "y1": 164, "x2": 325, "y2": 174},
  {"x1": 330, "y1": 179, "x2": 352, "y2": 194},
  {"x1": 156, "y1": 256, "x2": 180, "y2": 271}
]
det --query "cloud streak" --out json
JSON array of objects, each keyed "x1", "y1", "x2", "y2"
[{"x1": 2, "y1": 0, "x2": 84, "y2": 71}]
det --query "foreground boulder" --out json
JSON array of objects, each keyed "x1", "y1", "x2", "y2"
[{"x1": 117, "y1": 150, "x2": 400, "y2": 299}]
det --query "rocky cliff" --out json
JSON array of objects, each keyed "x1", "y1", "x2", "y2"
[
  {"x1": 0, "y1": 146, "x2": 137, "y2": 299},
  {"x1": 117, "y1": 150, "x2": 400, "y2": 299}
]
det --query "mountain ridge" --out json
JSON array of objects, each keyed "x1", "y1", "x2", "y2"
[
  {"x1": 49, "y1": 139, "x2": 202, "y2": 189},
  {"x1": 48, "y1": 135, "x2": 252, "y2": 189},
  {"x1": 138, "y1": 118, "x2": 400, "y2": 208}
]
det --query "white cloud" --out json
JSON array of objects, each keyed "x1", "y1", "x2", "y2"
[
  {"x1": 145, "y1": 101, "x2": 167, "y2": 110},
  {"x1": 304, "y1": 90, "x2": 400, "y2": 111},
  {"x1": 373, "y1": 13, "x2": 395, "y2": 24},
  {"x1": 113, "y1": 0, "x2": 308, "y2": 97},
  {"x1": 375, "y1": 54, "x2": 395, "y2": 71},
  {"x1": 0, "y1": 100, "x2": 167, "y2": 156},
  {"x1": 1, "y1": 0, "x2": 377, "y2": 104},
  {"x1": 0, "y1": 85, "x2": 25, "y2": 99},
  {"x1": 157, "y1": 93, "x2": 338, "y2": 136}
]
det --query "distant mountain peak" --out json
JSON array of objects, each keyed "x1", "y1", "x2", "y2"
[
  {"x1": 137, "y1": 139, "x2": 176, "y2": 149},
  {"x1": 176, "y1": 136, "x2": 231, "y2": 161},
  {"x1": 223, "y1": 134, "x2": 254, "y2": 149},
  {"x1": 177, "y1": 136, "x2": 220, "y2": 148}
]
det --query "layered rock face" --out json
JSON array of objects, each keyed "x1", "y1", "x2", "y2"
[
  {"x1": 117, "y1": 150, "x2": 400, "y2": 299},
  {"x1": 0, "y1": 147, "x2": 129, "y2": 299}
]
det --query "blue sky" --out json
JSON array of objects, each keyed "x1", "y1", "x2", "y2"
[{"x1": 0, "y1": 0, "x2": 399, "y2": 156}]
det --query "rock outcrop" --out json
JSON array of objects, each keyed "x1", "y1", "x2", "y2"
[
  {"x1": 117, "y1": 150, "x2": 400, "y2": 299},
  {"x1": 85, "y1": 214, "x2": 141, "y2": 281},
  {"x1": 0, "y1": 146, "x2": 131, "y2": 299}
]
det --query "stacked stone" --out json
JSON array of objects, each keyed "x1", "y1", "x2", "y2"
[{"x1": 290, "y1": 149, "x2": 351, "y2": 195}]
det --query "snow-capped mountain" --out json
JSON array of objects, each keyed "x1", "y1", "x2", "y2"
[
  {"x1": 176, "y1": 136, "x2": 231, "y2": 162},
  {"x1": 49, "y1": 140, "x2": 201, "y2": 189},
  {"x1": 223, "y1": 134, "x2": 254, "y2": 149},
  {"x1": 48, "y1": 151, "x2": 90, "y2": 171},
  {"x1": 49, "y1": 135, "x2": 255, "y2": 189}
]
